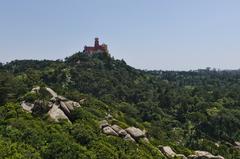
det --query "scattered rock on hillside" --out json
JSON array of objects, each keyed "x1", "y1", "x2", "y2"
[
  {"x1": 118, "y1": 129, "x2": 128, "y2": 137},
  {"x1": 188, "y1": 151, "x2": 224, "y2": 159},
  {"x1": 64, "y1": 101, "x2": 80, "y2": 111},
  {"x1": 60, "y1": 101, "x2": 71, "y2": 116},
  {"x1": 103, "y1": 126, "x2": 119, "y2": 136},
  {"x1": 48, "y1": 103, "x2": 70, "y2": 122},
  {"x1": 99, "y1": 119, "x2": 148, "y2": 143},
  {"x1": 21, "y1": 101, "x2": 34, "y2": 113},
  {"x1": 125, "y1": 127, "x2": 146, "y2": 139},
  {"x1": 111, "y1": 125, "x2": 127, "y2": 137},
  {"x1": 45, "y1": 87, "x2": 58, "y2": 97},
  {"x1": 158, "y1": 146, "x2": 224, "y2": 159},
  {"x1": 159, "y1": 146, "x2": 176, "y2": 158},
  {"x1": 31, "y1": 86, "x2": 40, "y2": 94},
  {"x1": 215, "y1": 143, "x2": 220, "y2": 148},
  {"x1": 56, "y1": 95, "x2": 68, "y2": 101},
  {"x1": 158, "y1": 145, "x2": 187, "y2": 159},
  {"x1": 124, "y1": 134, "x2": 135, "y2": 142}
]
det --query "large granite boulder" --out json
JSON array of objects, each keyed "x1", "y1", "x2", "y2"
[
  {"x1": 118, "y1": 129, "x2": 128, "y2": 137},
  {"x1": 111, "y1": 125, "x2": 128, "y2": 137},
  {"x1": 159, "y1": 146, "x2": 176, "y2": 158},
  {"x1": 125, "y1": 127, "x2": 146, "y2": 139},
  {"x1": 21, "y1": 101, "x2": 34, "y2": 113},
  {"x1": 45, "y1": 87, "x2": 58, "y2": 97},
  {"x1": 21, "y1": 86, "x2": 82, "y2": 123},
  {"x1": 60, "y1": 101, "x2": 71, "y2": 116},
  {"x1": 48, "y1": 104, "x2": 70, "y2": 122},
  {"x1": 56, "y1": 95, "x2": 68, "y2": 101},
  {"x1": 63, "y1": 101, "x2": 81, "y2": 111},
  {"x1": 31, "y1": 86, "x2": 40, "y2": 94},
  {"x1": 99, "y1": 120, "x2": 151, "y2": 144},
  {"x1": 158, "y1": 146, "x2": 187, "y2": 159},
  {"x1": 123, "y1": 134, "x2": 135, "y2": 142},
  {"x1": 102, "y1": 126, "x2": 119, "y2": 136}
]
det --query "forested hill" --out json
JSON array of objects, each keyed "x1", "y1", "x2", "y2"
[{"x1": 0, "y1": 52, "x2": 239, "y2": 158}]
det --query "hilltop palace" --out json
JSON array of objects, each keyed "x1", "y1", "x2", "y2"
[{"x1": 83, "y1": 38, "x2": 109, "y2": 55}]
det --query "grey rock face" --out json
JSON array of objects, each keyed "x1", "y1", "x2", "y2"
[
  {"x1": 99, "y1": 120, "x2": 149, "y2": 143},
  {"x1": 48, "y1": 104, "x2": 70, "y2": 122},
  {"x1": 31, "y1": 86, "x2": 40, "y2": 94},
  {"x1": 123, "y1": 134, "x2": 135, "y2": 142},
  {"x1": 118, "y1": 129, "x2": 128, "y2": 137},
  {"x1": 21, "y1": 87, "x2": 82, "y2": 123},
  {"x1": 102, "y1": 126, "x2": 119, "y2": 136},
  {"x1": 159, "y1": 146, "x2": 176, "y2": 158},
  {"x1": 21, "y1": 101, "x2": 34, "y2": 113},
  {"x1": 45, "y1": 87, "x2": 58, "y2": 97},
  {"x1": 64, "y1": 101, "x2": 80, "y2": 111},
  {"x1": 188, "y1": 151, "x2": 224, "y2": 159},
  {"x1": 158, "y1": 146, "x2": 187, "y2": 159},
  {"x1": 111, "y1": 125, "x2": 127, "y2": 136},
  {"x1": 56, "y1": 95, "x2": 68, "y2": 101},
  {"x1": 125, "y1": 127, "x2": 146, "y2": 139},
  {"x1": 60, "y1": 101, "x2": 71, "y2": 116}
]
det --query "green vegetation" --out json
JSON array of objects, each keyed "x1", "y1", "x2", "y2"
[{"x1": 0, "y1": 52, "x2": 240, "y2": 158}]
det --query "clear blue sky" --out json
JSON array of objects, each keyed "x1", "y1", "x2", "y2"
[{"x1": 1, "y1": 0, "x2": 240, "y2": 70}]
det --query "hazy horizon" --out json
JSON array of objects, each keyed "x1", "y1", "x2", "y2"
[{"x1": 1, "y1": 0, "x2": 240, "y2": 71}]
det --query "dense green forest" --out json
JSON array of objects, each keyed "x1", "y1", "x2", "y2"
[{"x1": 0, "y1": 52, "x2": 240, "y2": 159}]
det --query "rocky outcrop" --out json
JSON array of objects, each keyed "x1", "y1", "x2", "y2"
[
  {"x1": 111, "y1": 124, "x2": 128, "y2": 137},
  {"x1": 188, "y1": 151, "x2": 224, "y2": 159},
  {"x1": 45, "y1": 87, "x2": 58, "y2": 97},
  {"x1": 21, "y1": 101, "x2": 34, "y2": 113},
  {"x1": 103, "y1": 126, "x2": 119, "y2": 136},
  {"x1": 158, "y1": 146, "x2": 187, "y2": 159},
  {"x1": 158, "y1": 144, "x2": 225, "y2": 159},
  {"x1": 59, "y1": 101, "x2": 71, "y2": 116},
  {"x1": 48, "y1": 103, "x2": 70, "y2": 122},
  {"x1": 21, "y1": 86, "x2": 81, "y2": 123},
  {"x1": 158, "y1": 145, "x2": 224, "y2": 159},
  {"x1": 125, "y1": 127, "x2": 146, "y2": 139},
  {"x1": 31, "y1": 86, "x2": 40, "y2": 94},
  {"x1": 124, "y1": 134, "x2": 135, "y2": 142},
  {"x1": 99, "y1": 120, "x2": 149, "y2": 143}
]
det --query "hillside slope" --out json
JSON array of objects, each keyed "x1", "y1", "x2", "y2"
[{"x1": 0, "y1": 52, "x2": 239, "y2": 158}]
